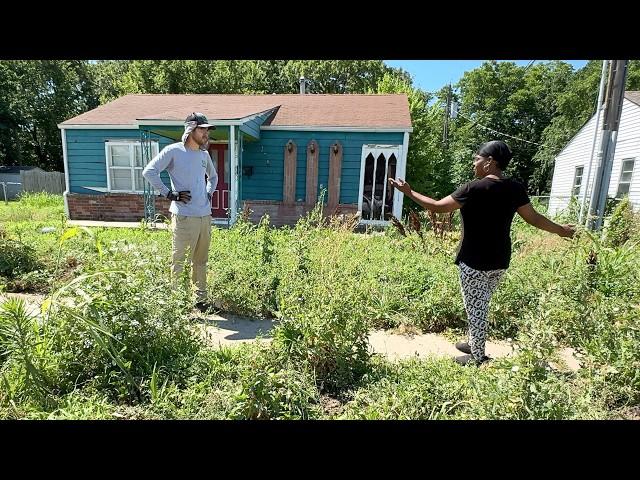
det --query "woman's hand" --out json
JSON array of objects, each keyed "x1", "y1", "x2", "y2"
[
  {"x1": 517, "y1": 204, "x2": 577, "y2": 239},
  {"x1": 559, "y1": 224, "x2": 576, "y2": 238},
  {"x1": 388, "y1": 177, "x2": 411, "y2": 195}
]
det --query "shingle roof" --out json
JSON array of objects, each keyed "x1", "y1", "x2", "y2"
[
  {"x1": 625, "y1": 91, "x2": 640, "y2": 107},
  {"x1": 60, "y1": 94, "x2": 412, "y2": 129}
]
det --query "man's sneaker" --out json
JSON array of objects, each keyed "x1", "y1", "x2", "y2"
[
  {"x1": 454, "y1": 354, "x2": 491, "y2": 366},
  {"x1": 455, "y1": 341, "x2": 472, "y2": 354}
]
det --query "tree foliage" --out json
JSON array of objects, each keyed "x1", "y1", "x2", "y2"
[
  {"x1": 4, "y1": 58, "x2": 639, "y2": 202},
  {"x1": 0, "y1": 60, "x2": 98, "y2": 171}
]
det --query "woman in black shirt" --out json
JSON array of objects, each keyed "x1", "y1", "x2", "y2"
[{"x1": 389, "y1": 140, "x2": 575, "y2": 365}]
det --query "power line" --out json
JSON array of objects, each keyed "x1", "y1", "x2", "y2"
[
  {"x1": 452, "y1": 60, "x2": 546, "y2": 147},
  {"x1": 456, "y1": 110, "x2": 546, "y2": 147}
]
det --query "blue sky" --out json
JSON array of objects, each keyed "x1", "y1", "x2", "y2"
[{"x1": 384, "y1": 60, "x2": 589, "y2": 93}]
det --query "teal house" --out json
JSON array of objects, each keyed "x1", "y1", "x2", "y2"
[{"x1": 58, "y1": 90, "x2": 412, "y2": 226}]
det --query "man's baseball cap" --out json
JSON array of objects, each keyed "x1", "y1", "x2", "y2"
[{"x1": 185, "y1": 112, "x2": 216, "y2": 129}]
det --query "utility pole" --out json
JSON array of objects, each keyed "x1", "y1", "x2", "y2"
[
  {"x1": 578, "y1": 60, "x2": 608, "y2": 225},
  {"x1": 587, "y1": 60, "x2": 628, "y2": 231}
]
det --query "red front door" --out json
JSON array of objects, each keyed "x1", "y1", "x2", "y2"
[{"x1": 208, "y1": 144, "x2": 229, "y2": 218}]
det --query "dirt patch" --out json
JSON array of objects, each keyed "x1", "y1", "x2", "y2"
[
  {"x1": 193, "y1": 313, "x2": 276, "y2": 347},
  {"x1": 616, "y1": 406, "x2": 640, "y2": 420},
  {"x1": 0, "y1": 292, "x2": 45, "y2": 316},
  {"x1": 549, "y1": 348, "x2": 582, "y2": 372},
  {"x1": 319, "y1": 395, "x2": 343, "y2": 417},
  {"x1": 368, "y1": 330, "x2": 514, "y2": 361}
]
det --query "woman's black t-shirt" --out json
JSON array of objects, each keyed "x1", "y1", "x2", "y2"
[{"x1": 451, "y1": 177, "x2": 530, "y2": 271}]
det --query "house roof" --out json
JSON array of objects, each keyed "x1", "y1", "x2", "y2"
[
  {"x1": 624, "y1": 91, "x2": 640, "y2": 107},
  {"x1": 554, "y1": 91, "x2": 640, "y2": 159},
  {"x1": 59, "y1": 94, "x2": 412, "y2": 130}
]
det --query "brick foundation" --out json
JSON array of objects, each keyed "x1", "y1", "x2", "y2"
[
  {"x1": 242, "y1": 200, "x2": 358, "y2": 227},
  {"x1": 67, "y1": 194, "x2": 358, "y2": 226},
  {"x1": 67, "y1": 193, "x2": 172, "y2": 222}
]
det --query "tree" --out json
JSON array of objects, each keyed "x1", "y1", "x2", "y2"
[
  {"x1": 90, "y1": 60, "x2": 133, "y2": 103},
  {"x1": 447, "y1": 61, "x2": 575, "y2": 193},
  {"x1": 0, "y1": 60, "x2": 98, "y2": 171},
  {"x1": 0, "y1": 62, "x2": 23, "y2": 164},
  {"x1": 371, "y1": 73, "x2": 452, "y2": 210},
  {"x1": 281, "y1": 60, "x2": 406, "y2": 94},
  {"x1": 89, "y1": 60, "x2": 405, "y2": 100}
]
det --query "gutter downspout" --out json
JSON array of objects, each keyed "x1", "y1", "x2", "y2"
[{"x1": 61, "y1": 127, "x2": 71, "y2": 219}]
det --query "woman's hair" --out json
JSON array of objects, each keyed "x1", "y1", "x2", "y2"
[{"x1": 477, "y1": 140, "x2": 513, "y2": 170}]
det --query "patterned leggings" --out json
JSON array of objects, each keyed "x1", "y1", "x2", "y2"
[{"x1": 458, "y1": 261, "x2": 506, "y2": 360}]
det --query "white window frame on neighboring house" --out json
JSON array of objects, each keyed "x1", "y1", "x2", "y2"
[
  {"x1": 105, "y1": 140, "x2": 159, "y2": 193},
  {"x1": 616, "y1": 158, "x2": 635, "y2": 198},
  {"x1": 572, "y1": 165, "x2": 584, "y2": 197},
  {"x1": 357, "y1": 144, "x2": 402, "y2": 226}
]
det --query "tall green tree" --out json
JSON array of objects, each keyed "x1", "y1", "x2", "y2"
[
  {"x1": 0, "y1": 60, "x2": 98, "y2": 170},
  {"x1": 90, "y1": 60, "x2": 133, "y2": 103},
  {"x1": 281, "y1": 60, "x2": 407, "y2": 93},
  {"x1": 371, "y1": 73, "x2": 452, "y2": 208},
  {"x1": 89, "y1": 60, "x2": 405, "y2": 100},
  {"x1": 0, "y1": 62, "x2": 23, "y2": 164},
  {"x1": 447, "y1": 60, "x2": 575, "y2": 193}
]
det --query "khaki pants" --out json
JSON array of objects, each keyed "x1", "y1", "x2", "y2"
[{"x1": 171, "y1": 214, "x2": 212, "y2": 303}]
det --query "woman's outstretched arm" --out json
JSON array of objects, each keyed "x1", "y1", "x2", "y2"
[
  {"x1": 388, "y1": 178, "x2": 462, "y2": 213},
  {"x1": 517, "y1": 203, "x2": 575, "y2": 238}
]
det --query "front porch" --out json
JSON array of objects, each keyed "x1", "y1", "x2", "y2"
[{"x1": 137, "y1": 107, "x2": 274, "y2": 225}]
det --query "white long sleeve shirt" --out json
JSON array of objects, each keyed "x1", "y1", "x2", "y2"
[{"x1": 142, "y1": 142, "x2": 218, "y2": 217}]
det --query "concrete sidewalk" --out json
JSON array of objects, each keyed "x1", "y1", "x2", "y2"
[
  {"x1": 66, "y1": 220, "x2": 169, "y2": 229},
  {"x1": 0, "y1": 292, "x2": 581, "y2": 372},
  {"x1": 193, "y1": 312, "x2": 581, "y2": 372},
  {"x1": 66, "y1": 219, "x2": 229, "y2": 229}
]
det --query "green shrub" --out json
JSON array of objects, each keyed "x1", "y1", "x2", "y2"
[
  {"x1": 230, "y1": 345, "x2": 321, "y2": 419},
  {"x1": 42, "y1": 242, "x2": 203, "y2": 402},
  {"x1": 605, "y1": 196, "x2": 635, "y2": 247},
  {"x1": 0, "y1": 239, "x2": 41, "y2": 279}
]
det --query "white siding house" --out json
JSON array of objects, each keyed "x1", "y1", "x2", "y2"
[{"x1": 548, "y1": 91, "x2": 640, "y2": 216}]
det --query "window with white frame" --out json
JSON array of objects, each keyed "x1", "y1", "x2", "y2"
[
  {"x1": 572, "y1": 165, "x2": 584, "y2": 197},
  {"x1": 105, "y1": 141, "x2": 159, "y2": 192},
  {"x1": 616, "y1": 158, "x2": 635, "y2": 198},
  {"x1": 359, "y1": 145, "x2": 400, "y2": 223}
]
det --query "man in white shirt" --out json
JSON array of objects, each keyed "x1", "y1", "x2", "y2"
[{"x1": 142, "y1": 112, "x2": 218, "y2": 312}]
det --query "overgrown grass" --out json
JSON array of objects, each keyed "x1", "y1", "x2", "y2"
[
  {"x1": 0, "y1": 192, "x2": 64, "y2": 223},
  {"x1": 1, "y1": 194, "x2": 638, "y2": 419},
  {"x1": 338, "y1": 356, "x2": 605, "y2": 420}
]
